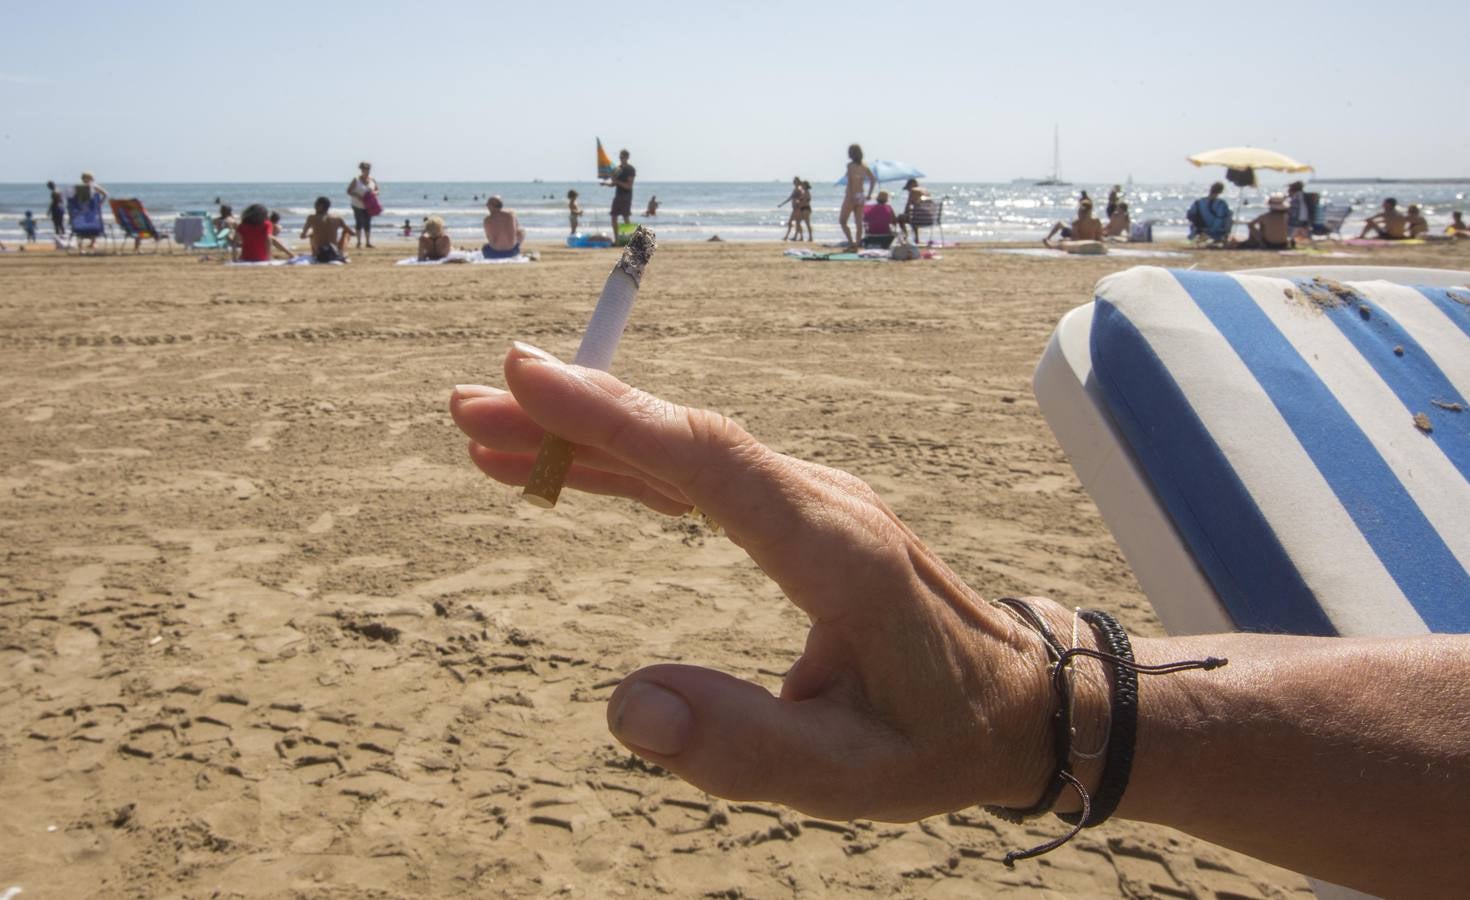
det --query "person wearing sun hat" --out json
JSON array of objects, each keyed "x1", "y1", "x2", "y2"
[
  {"x1": 1238, "y1": 193, "x2": 1292, "y2": 249},
  {"x1": 898, "y1": 177, "x2": 930, "y2": 243}
]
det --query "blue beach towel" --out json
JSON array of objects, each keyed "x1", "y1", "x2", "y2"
[{"x1": 1089, "y1": 267, "x2": 1470, "y2": 636}]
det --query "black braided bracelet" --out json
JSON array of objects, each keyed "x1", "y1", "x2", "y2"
[
  {"x1": 989, "y1": 599, "x2": 1229, "y2": 866},
  {"x1": 1057, "y1": 609, "x2": 1138, "y2": 829}
]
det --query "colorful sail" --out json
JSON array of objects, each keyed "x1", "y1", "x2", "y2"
[{"x1": 597, "y1": 138, "x2": 615, "y2": 180}]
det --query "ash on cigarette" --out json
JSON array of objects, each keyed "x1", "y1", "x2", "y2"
[
  {"x1": 1290, "y1": 277, "x2": 1362, "y2": 313},
  {"x1": 614, "y1": 226, "x2": 657, "y2": 286}
]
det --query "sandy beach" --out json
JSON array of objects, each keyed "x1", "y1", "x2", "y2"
[{"x1": 2, "y1": 238, "x2": 1464, "y2": 898}]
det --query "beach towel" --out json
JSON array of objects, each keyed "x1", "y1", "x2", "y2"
[
  {"x1": 394, "y1": 251, "x2": 532, "y2": 266},
  {"x1": 984, "y1": 248, "x2": 1192, "y2": 259},
  {"x1": 226, "y1": 255, "x2": 342, "y2": 267},
  {"x1": 1343, "y1": 238, "x2": 1427, "y2": 247},
  {"x1": 784, "y1": 248, "x2": 890, "y2": 262}
]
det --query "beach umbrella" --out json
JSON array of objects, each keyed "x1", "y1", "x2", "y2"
[
  {"x1": 835, "y1": 159, "x2": 927, "y2": 186},
  {"x1": 1186, "y1": 147, "x2": 1313, "y2": 174}
]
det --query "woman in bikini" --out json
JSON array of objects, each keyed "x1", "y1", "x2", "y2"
[
  {"x1": 840, "y1": 144, "x2": 876, "y2": 249},
  {"x1": 797, "y1": 181, "x2": 814, "y2": 242}
]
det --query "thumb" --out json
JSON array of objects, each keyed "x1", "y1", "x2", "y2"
[{"x1": 607, "y1": 664, "x2": 881, "y2": 820}]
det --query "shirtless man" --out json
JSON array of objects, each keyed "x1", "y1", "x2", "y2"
[
  {"x1": 605, "y1": 149, "x2": 636, "y2": 238},
  {"x1": 1449, "y1": 211, "x2": 1469, "y2": 237},
  {"x1": 897, "y1": 177, "x2": 930, "y2": 243},
  {"x1": 482, "y1": 196, "x2": 526, "y2": 259},
  {"x1": 300, "y1": 196, "x2": 354, "y2": 263},
  {"x1": 840, "y1": 143, "x2": 876, "y2": 249},
  {"x1": 1358, "y1": 198, "x2": 1409, "y2": 239},
  {"x1": 1042, "y1": 198, "x2": 1103, "y2": 247},
  {"x1": 1240, "y1": 194, "x2": 1292, "y2": 249}
]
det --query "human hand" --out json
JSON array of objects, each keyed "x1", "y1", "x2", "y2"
[{"x1": 449, "y1": 343, "x2": 1089, "y2": 822}]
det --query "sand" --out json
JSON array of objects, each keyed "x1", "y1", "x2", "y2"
[{"x1": 2, "y1": 238, "x2": 1463, "y2": 898}]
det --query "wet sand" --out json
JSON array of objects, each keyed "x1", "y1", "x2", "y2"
[{"x1": 2, "y1": 238, "x2": 1463, "y2": 897}]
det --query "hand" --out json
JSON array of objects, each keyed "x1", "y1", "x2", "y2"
[{"x1": 449, "y1": 343, "x2": 1083, "y2": 822}]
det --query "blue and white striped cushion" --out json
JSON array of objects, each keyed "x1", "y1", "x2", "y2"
[{"x1": 1090, "y1": 267, "x2": 1470, "y2": 636}]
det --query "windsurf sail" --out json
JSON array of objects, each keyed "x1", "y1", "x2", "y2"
[{"x1": 597, "y1": 138, "x2": 615, "y2": 180}]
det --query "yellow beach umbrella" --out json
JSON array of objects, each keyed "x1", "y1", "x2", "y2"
[{"x1": 1187, "y1": 147, "x2": 1313, "y2": 173}]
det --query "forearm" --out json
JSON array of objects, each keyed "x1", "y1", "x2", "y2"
[{"x1": 1118, "y1": 633, "x2": 1470, "y2": 897}]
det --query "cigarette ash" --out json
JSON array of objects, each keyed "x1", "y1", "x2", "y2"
[{"x1": 613, "y1": 226, "x2": 657, "y2": 286}]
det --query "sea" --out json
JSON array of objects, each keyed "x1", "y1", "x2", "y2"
[{"x1": 2, "y1": 180, "x2": 1467, "y2": 245}]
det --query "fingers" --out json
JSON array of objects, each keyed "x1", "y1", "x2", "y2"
[
  {"x1": 466, "y1": 442, "x2": 691, "y2": 516},
  {"x1": 607, "y1": 664, "x2": 898, "y2": 821},
  {"x1": 450, "y1": 385, "x2": 648, "y2": 481}
]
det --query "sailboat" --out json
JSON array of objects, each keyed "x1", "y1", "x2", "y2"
[{"x1": 1033, "y1": 125, "x2": 1071, "y2": 187}]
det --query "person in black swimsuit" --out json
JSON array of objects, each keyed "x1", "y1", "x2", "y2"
[{"x1": 46, "y1": 181, "x2": 65, "y2": 237}]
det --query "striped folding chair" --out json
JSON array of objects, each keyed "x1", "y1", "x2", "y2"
[
  {"x1": 1033, "y1": 265, "x2": 1470, "y2": 899},
  {"x1": 109, "y1": 198, "x2": 174, "y2": 254}
]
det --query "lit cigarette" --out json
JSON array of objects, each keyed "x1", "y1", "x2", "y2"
[{"x1": 523, "y1": 226, "x2": 657, "y2": 508}]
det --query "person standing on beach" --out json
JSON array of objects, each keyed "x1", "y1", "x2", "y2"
[
  {"x1": 567, "y1": 190, "x2": 583, "y2": 235},
  {"x1": 644, "y1": 196, "x2": 659, "y2": 217},
  {"x1": 46, "y1": 181, "x2": 65, "y2": 237},
  {"x1": 605, "y1": 149, "x2": 636, "y2": 237},
  {"x1": 346, "y1": 161, "x2": 379, "y2": 249},
  {"x1": 779, "y1": 177, "x2": 802, "y2": 240},
  {"x1": 840, "y1": 144, "x2": 876, "y2": 249}
]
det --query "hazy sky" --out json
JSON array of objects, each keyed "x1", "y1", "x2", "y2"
[{"x1": 2, "y1": 1, "x2": 1466, "y2": 184}]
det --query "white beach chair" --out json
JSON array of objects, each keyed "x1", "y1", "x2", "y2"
[{"x1": 1032, "y1": 264, "x2": 1470, "y2": 900}]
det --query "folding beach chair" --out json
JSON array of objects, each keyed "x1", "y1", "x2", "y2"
[
  {"x1": 905, "y1": 196, "x2": 945, "y2": 246},
  {"x1": 1033, "y1": 264, "x2": 1470, "y2": 899},
  {"x1": 66, "y1": 189, "x2": 113, "y2": 253},
  {"x1": 109, "y1": 198, "x2": 174, "y2": 254},
  {"x1": 1320, "y1": 203, "x2": 1353, "y2": 239},
  {"x1": 182, "y1": 210, "x2": 231, "y2": 253}
]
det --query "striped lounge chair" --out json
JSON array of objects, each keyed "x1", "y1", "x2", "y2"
[
  {"x1": 1033, "y1": 265, "x2": 1470, "y2": 898},
  {"x1": 109, "y1": 198, "x2": 174, "y2": 253}
]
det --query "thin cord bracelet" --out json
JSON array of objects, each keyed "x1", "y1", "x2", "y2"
[
  {"x1": 989, "y1": 598, "x2": 1229, "y2": 866},
  {"x1": 1058, "y1": 609, "x2": 1138, "y2": 828}
]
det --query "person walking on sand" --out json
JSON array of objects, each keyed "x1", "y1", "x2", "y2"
[
  {"x1": 346, "y1": 161, "x2": 380, "y2": 249},
  {"x1": 46, "y1": 181, "x2": 65, "y2": 238},
  {"x1": 300, "y1": 196, "x2": 355, "y2": 263},
  {"x1": 778, "y1": 177, "x2": 802, "y2": 240},
  {"x1": 604, "y1": 149, "x2": 637, "y2": 237},
  {"x1": 797, "y1": 180, "x2": 814, "y2": 241},
  {"x1": 840, "y1": 144, "x2": 876, "y2": 249}
]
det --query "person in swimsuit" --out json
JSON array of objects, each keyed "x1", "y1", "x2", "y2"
[
  {"x1": 1448, "y1": 211, "x2": 1469, "y2": 237},
  {"x1": 897, "y1": 178, "x2": 930, "y2": 243},
  {"x1": 418, "y1": 216, "x2": 452, "y2": 261},
  {"x1": 46, "y1": 181, "x2": 65, "y2": 237},
  {"x1": 214, "y1": 204, "x2": 237, "y2": 241},
  {"x1": 1358, "y1": 198, "x2": 1409, "y2": 239},
  {"x1": 482, "y1": 196, "x2": 526, "y2": 259},
  {"x1": 840, "y1": 144, "x2": 876, "y2": 249},
  {"x1": 231, "y1": 204, "x2": 295, "y2": 262},
  {"x1": 797, "y1": 181, "x2": 814, "y2": 242},
  {"x1": 605, "y1": 149, "x2": 636, "y2": 237},
  {"x1": 644, "y1": 196, "x2": 659, "y2": 217},
  {"x1": 1103, "y1": 201, "x2": 1131, "y2": 240},
  {"x1": 779, "y1": 177, "x2": 802, "y2": 240},
  {"x1": 1042, "y1": 198, "x2": 1103, "y2": 246},
  {"x1": 1405, "y1": 204, "x2": 1430, "y2": 238},
  {"x1": 21, "y1": 211, "x2": 38, "y2": 244},
  {"x1": 567, "y1": 190, "x2": 583, "y2": 234},
  {"x1": 1238, "y1": 194, "x2": 1292, "y2": 249},
  {"x1": 346, "y1": 161, "x2": 379, "y2": 249},
  {"x1": 301, "y1": 196, "x2": 355, "y2": 263}
]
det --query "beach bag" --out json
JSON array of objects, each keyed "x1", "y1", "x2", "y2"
[
  {"x1": 889, "y1": 242, "x2": 921, "y2": 260},
  {"x1": 363, "y1": 190, "x2": 383, "y2": 218}
]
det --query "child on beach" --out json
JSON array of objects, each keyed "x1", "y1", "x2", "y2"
[
  {"x1": 47, "y1": 181, "x2": 65, "y2": 236},
  {"x1": 567, "y1": 190, "x2": 582, "y2": 234},
  {"x1": 300, "y1": 197, "x2": 354, "y2": 263},
  {"x1": 402, "y1": 218, "x2": 413, "y2": 238},
  {"x1": 268, "y1": 210, "x2": 283, "y2": 235},
  {"x1": 214, "y1": 204, "x2": 237, "y2": 239},
  {"x1": 21, "y1": 211, "x2": 38, "y2": 243},
  {"x1": 1449, "y1": 211, "x2": 1469, "y2": 237}
]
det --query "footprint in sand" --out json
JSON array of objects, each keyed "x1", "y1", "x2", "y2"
[{"x1": 23, "y1": 405, "x2": 55, "y2": 423}]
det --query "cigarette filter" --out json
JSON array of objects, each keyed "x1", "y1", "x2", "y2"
[{"x1": 523, "y1": 226, "x2": 656, "y2": 507}]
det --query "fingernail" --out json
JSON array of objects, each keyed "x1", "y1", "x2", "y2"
[
  {"x1": 509, "y1": 340, "x2": 559, "y2": 363},
  {"x1": 453, "y1": 384, "x2": 504, "y2": 400},
  {"x1": 609, "y1": 681, "x2": 691, "y2": 756}
]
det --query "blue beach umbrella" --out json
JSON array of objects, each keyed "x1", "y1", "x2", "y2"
[{"x1": 835, "y1": 159, "x2": 926, "y2": 186}]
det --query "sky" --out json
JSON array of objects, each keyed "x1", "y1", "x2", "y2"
[{"x1": 2, "y1": 0, "x2": 1467, "y2": 184}]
